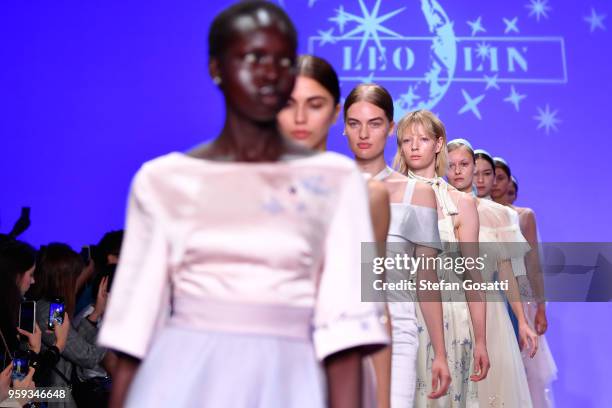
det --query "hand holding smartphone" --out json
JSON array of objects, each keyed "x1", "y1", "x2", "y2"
[
  {"x1": 10, "y1": 352, "x2": 29, "y2": 381},
  {"x1": 18, "y1": 301, "x2": 36, "y2": 334}
]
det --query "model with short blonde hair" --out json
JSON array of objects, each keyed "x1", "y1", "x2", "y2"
[
  {"x1": 394, "y1": 109, "x2": 490, "y2": 408},
  {"x1": 393, "y1": 110, "x2": 448, "y2": 177}
]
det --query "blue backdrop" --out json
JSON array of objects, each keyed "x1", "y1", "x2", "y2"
[{"x1": 1, "y1": 1, "x2": 610, "y2": 406}]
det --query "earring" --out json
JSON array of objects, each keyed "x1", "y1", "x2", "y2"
[{"x1": 213, "y1": 76, "x2": 222, "y2": 85}]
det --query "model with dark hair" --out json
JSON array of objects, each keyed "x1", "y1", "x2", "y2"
[
  {"x1": 278, "y1": 56, "x2": 395, "y2": 408},
  {"x1": 492, "y1": 158, "x2": 557, "y2": 408},
  {"x1": 342, "y1": 84, "x2": 451, "y2": 407},
  {"x1": 99, "y1": 3, "x2": 389, "y2": 407}
]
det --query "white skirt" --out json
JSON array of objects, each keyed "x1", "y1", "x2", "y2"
[
  {"x1": 126, "y1": 325, "x2": 326, "y2": 407},
  {"x1": 478, "y1": 300, "x2": 533, "y2": 407},
  {"x1": 388, "y1": 301, "x2": 418, "y2": 408},
  {"x1": 522, "y1": 302, "x2": 557, "y2": 408}
]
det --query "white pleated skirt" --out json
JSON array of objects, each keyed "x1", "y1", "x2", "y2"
[{"x1": 125, "y1": 325, "x2": 326, "y2": 407}]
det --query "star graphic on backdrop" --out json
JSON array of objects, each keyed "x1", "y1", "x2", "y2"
[
  {"x1": 399, "y1": 86, "x2": 420, "y2": 107},
  {"x1": 317, "y1": 28, "x2": 337, "y2": 45},
  {"x1": 339, "y1": 0, "x2": 406, "y2": 61},
  {"x1": 476, "y1": 42, "x2": 491, "y2": 60},
  {"x1": 484, "y1": 74, "x2": 500, "y2": 90},
  {"x1": 526, "y1": 0, "x2": 551, "y2": 22},
  {"x1": 308, "y1": 0, "x2": 318, "y2": 7},
  {"x1": 504, "y1": 86, "x2": 527, "y2": 111},
  {"x1": 329, "y1": 5, "x2": 352, "y2": 33},
  {"x1": 503, "y1": 17, "x2": 520, "y2": 33},
  {"x1": 458, "y1": 89, "x2": 485, "y2": 120},
  {"x1": 534, "y1": 104, "x2": 561, "y2": 133},
  {"x1": 467, "y1": 16, "x2": 486, "y2": 36},
  {"x1": 584, "y1": 8, "x2": 606, "y2": 32}
]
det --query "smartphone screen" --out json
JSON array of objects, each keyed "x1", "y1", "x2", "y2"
[
  {"x1": 11, "y1": 355, "x2": 29, "y2": 381},
  {"x1": 48, "y1": 300, "x2": 65, "y2": 330},
  {"x1": 18, "y1": 301, "x2": 35, "y2": 334}
]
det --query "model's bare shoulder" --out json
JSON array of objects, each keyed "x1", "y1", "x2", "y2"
[
  {"x1": 367, "y1": 179, "x2": 390, "y2": 210},
  {"x1": 411, "y1": 181, "x2": 437, "y2": 209}
]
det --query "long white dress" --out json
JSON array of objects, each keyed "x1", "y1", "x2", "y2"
[
  {"x1": 476, "y1": 199, "x2": 533, "y2": 407},
  {"x1": 409, "y1": 174, "x2": 479, "y2": 408},
  {"x1": 373, "y1": 167, "x2": 442, "y2": 408},
  {"x1": 98, "y1": 151, "x2": 390, "y2": 407},
  {"x1": 509, "y1": 210, "x2": 558, "y2": 408}
]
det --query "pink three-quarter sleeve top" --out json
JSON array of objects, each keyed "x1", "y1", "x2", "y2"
[{"x1": 98, "y1": 151, "x2": 389, "y2": 361}]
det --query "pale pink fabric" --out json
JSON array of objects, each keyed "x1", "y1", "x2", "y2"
[{"x1": 98, "y1": 151, "x2": 389, "y2": 361}]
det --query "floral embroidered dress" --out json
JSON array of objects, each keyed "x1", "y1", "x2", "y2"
[
  {"x1": 98, "y1": 151, "x2": 389, "y2": 408},
  {"x1": 409, "y1": 174, "x2": 478, "y2": 408}
]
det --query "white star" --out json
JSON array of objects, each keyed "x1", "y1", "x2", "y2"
[
  {"x1": 584, "y1": 8, "x2": 606, "y2": 32},
  {"x1": 476, "y1": 42, "x2": 491, "y2": 60},
  {"x1": 399, "y1": 86, "x2": 420, "y2": 108},
  {"x1": 308, "y1": 0, "x2": 318, "y2": 8},
  {"x1": 458, "y1": 89, "x2": 485, "y2": 120},
  {"x1": 317, "y1": 28, "x2": 337, "y2": 46},
  {"x1": 339, "y1": 0, "x2": 406, "y2": 61},
  {"x1": 329, "y1": 5, "x2": 352, "y2": 33},
  {"x1": 504, "y1": 86, "x2": 527, "y2": 112},
  {"x1": 534, "y1": 104, "x2": 561, "y2": 134},
  {"x1": 503, "y1": 17, "x2": 520, "y2": 34},
  {"x1": 526, "y1": 0, "x2": 551, "y2": 22},
  {"x1": 484, "y1": 74, "x2": 500, "y2": 90},
  {"x1": 467, "y1": 16, "x2": 486, "y2": 36}
]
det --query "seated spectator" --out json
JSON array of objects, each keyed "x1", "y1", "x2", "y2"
[
  {"x1": 75, "y1": 230, "x2": 123, "y2": 316},
  {"x1": 72, "y1": 264, "x2": 117, "y2": 408},
  {"x1": 0, "y1": 240, "x2": 69, "y2": 387},
  {"x1": 28, "y1": 243, "x2": 112, "y2": 408}
]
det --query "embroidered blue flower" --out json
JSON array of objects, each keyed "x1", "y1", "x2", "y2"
[
  {"x1": 262, "y1": 197, "x2": 284, "y2": 214},
  {"x1": 300, "y1": 176, "x2": 331, "y2": 196}
]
